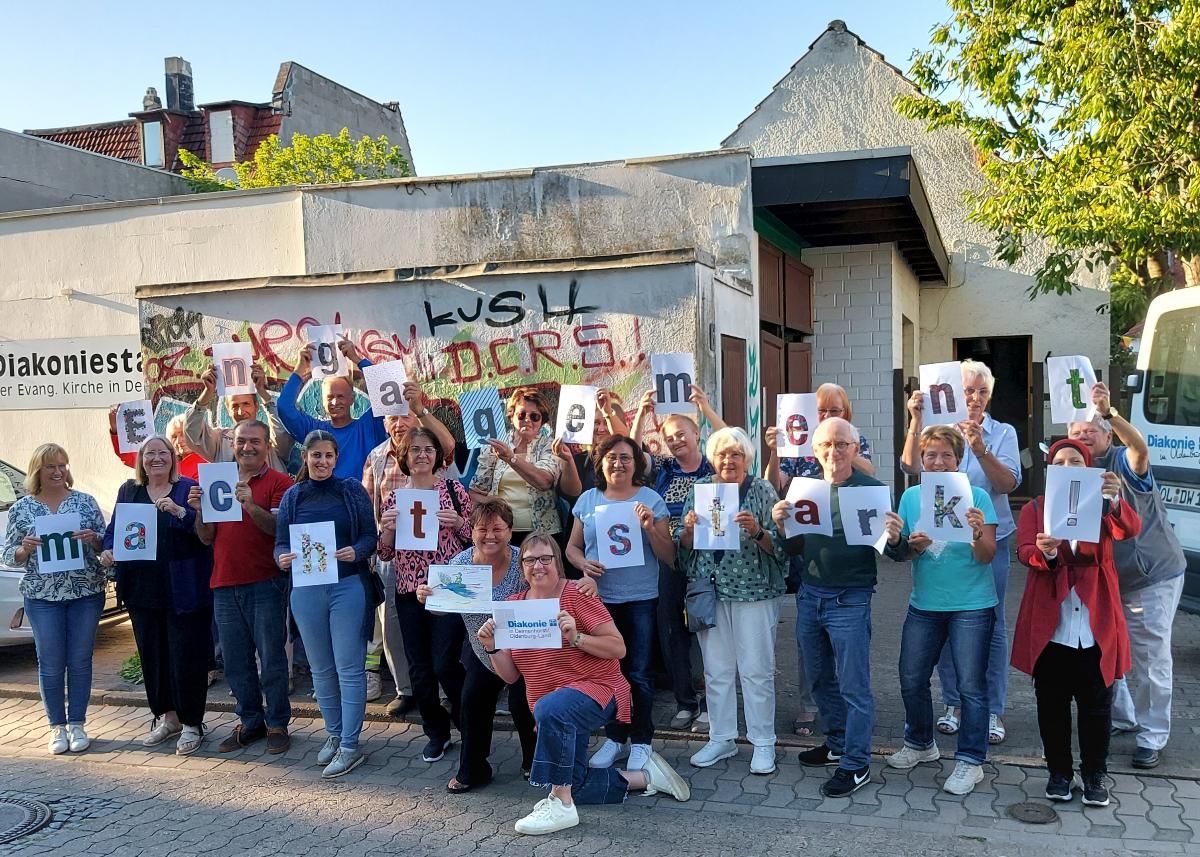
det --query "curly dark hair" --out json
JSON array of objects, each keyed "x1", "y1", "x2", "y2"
[{"x1": 591, "y1": 434, "x2": 647, "y2": 491}]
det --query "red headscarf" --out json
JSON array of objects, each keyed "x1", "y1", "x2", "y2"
[{"x1": 1047, "y1": 438, "x2": 1092, "y2": 467}]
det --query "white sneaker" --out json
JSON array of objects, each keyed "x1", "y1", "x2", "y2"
[
  {"x1": 67, "y1": 724, "x2": 90, "y2": 752},
  {"x1": 689, "y1": 738, "x2": 737, "y2": 768},
  {"x1": 886, "y1": 744, "x2": 940, "y2": 769},
  {"x1": 626, "y1": 743, "x2": 652, "y2": 771},
  {"x1": 365, "y1": 672, "x2": 383, "y2": 702},
  {"x1": 943, "y1": 760, "x2": 984, "y2": 795},
  {"x1": 322, "y1": 747, "x2": 366, "y2": 779},
  {"x1": 514, "y1": 796, "x2": 579, "y2": 835},
  {"x1": 750, "y1": 745, "x2": 776, "y2": 775},
  {"x1": 48, "y1": 726, "x2": 69, "y2": 755},
  {"x1": 643, "y1": 751, "x2": 691, "y2": 800},
  {"x1": 588, "y1": 738, "x2": 627, "y2": 768},
  {"x1": 316, "y1": 735, "x2": 341, "y2": 766},
  {"x1": 143, "y1": 717, "x2": 182, "y2": 747}
]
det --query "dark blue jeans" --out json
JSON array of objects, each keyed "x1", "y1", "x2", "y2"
[
  {"x1": 24, "y1": 593, "x2": 104, "y2": 726},
  {"x1": 899, "y1": 605, "x2": 994, "y2": 765},
  {"x1": 213, "y1": 577, "x2": 292, "y2": 730},
  {"x1": 797, "y1": 586, "x2": 875, "y2": 771},
  {"x1": 604, "y1": 598, "x2": 656, "y2": 745},
  {"x1": 656, "y1": 562, "x2": 698, "y2": 712},
  {"x1": 938, "y1": 536, "x2": 1011, "y2": 714},
  {"x1": 531, "y1": 688, "x2": 628, "y2": 805}
]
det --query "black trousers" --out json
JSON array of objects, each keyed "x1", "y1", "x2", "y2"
[
  {"x1": 457, "y1": 646, "x2": 536, "y2": 786},
  {"x1": 657, "y1": 561, "x2": 698, "y2": 712},
  {"x1": 395, "y1": 591, "x2": 465, "y2": 743},
  {"x1": 1033, "y1": 642, "x2": 1112, "y2": 778},
  {"x1": 128, "y1": 604, "x2": 213, "y2": 728}
]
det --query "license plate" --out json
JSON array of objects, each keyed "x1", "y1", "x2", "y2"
[{"x1": 1159, "y1": 483, "x2": 1200, "y2": 510}]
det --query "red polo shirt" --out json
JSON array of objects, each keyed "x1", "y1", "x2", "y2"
[{"x1": 209, "y1": 466, "x2": 294, "y2": 589}]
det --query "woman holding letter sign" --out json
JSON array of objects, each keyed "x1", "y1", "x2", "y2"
[
  {"x1": 881, "y1": 425, "x2": 997, "y2": 795},
  {"x1": 478, "y1": 532, "x2": 690, "y2": 836},
  {"x1": 1011, "y1": 438, "x2": 1139, "y2": 807},
  {"x1": 2, "y1": 443, "x2": 106, "y2": 755},
  {"x1": 275, "y1": 430, "x2": 378, "y2": 778},
  {"x1": 99, "y1": 437, "x2": 213, "y2": 756}
]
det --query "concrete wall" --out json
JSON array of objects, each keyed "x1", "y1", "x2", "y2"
[{"x1": 0, "y1": 129, "x2": 189, "y2": 213}]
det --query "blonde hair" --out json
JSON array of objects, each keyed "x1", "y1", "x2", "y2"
[
  {"x1": 705, "y1": 426, "x2": 755, "y2": 467},
  {"x1": 816, "y1": 383, "x2": 854, "y2": 421},
  {"x1": 959, "y1": 359, "x2": 996, "y2": 395},
  {"x1": 518, "y1": 530, "x2": 566, "y2": 581},
  {"x1": 25, "y1": 443, "x2": 73, "y2": 494},
  {"x1": 919, "y1": 425, "x2": 964, "y2": 461},
  {"x1": 134, "y1": 436, "x2": 179, "y2": 486}
]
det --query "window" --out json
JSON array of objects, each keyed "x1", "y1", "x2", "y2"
[
  {"x1": 1143, "y1": 306, "x2": 1200, "y2": 427},
  {"x1": 142, "y1": 121, "x2": 164, "y2": 167},
  {"x1": 209, "y1": 110, "x2": 234, "y2": 163}
]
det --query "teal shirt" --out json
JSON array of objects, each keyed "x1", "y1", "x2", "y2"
[{"x1": 892, "y1": 484, "x2": 998, "y2": 612}]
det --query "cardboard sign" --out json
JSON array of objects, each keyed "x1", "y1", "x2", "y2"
[
  {"x1": 555, "y1": 384, "x2": 598, "y2": 444},
  {"x1": 116, "y1": 399, "x2": 154, "y2": 454},
  {"x1": 1047, "y1": 355, "x2": 1098, "y2": 425},
  {"x1": 425, "y1": 564, "x2": 492, "y2": 613},
  {"x1": 593, "y1": 502, "x2": 646, "y2": 570},
  {"x1": 837, "y1": 485, "x2": 892, "y2": 554},
  {"x1": 493, "y1": 598, "x2": 562, "y2": 650},
  {"x1": 776, "y1": 393, "x2": 820, "y2": 458},
  {"x1": 211, "y1": 342, "x2": 254, "y2": 397},
  {"x1": 391, "y1": 488, "x2": 440, "y2": 551},
  {"x1": 918, "y1": 362, "x2": 967, "y2": 427},
  {"x1": 33, "y1": 512, "x2": 84, "y2": 573},
  {"x1": 781, "y1": 477, "x2": 833, "y2": 538},
  {"x1": 651, "y1": 352, "x2": 696, "y2": 415},
  {"x1": 198, "y1": 461, "x2": 243, "y2": 523},
  {"x1": 692, "y1": 482, "x2": 739, "y2": 550},
  {"x1": 113, "y1": 503, "x2": 158, "y2": 561},
  {"x1": 1044, "y1": 465, "x2": 1104, "y2": 543},
  {"x1": 362, "y1": 360, "x2": 410, "y2": 416},
  {"x1": 917, "y1": 471, "x2": 975, "y2": 544},
  {"x1": 307, "y1": 324, "x2": 348, "y2": 379},
  {"x1": 458, "y1": 388, "x2": 507, "y2": 449},
  {"x1": 289, "y1": 521, "x2": 339, "y2": 587}
]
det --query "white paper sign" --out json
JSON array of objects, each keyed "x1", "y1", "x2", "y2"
[
  {"x1": 392, "y1": 488, "x2": 440, "y2": 551},
  {"x1": 781, "y1": 477, "x2": 833, "y2": 538},
  {"x1": 776, "y1": 393, "x2": 819, "y2": 458},
  {"x1": 1047, "y1": 355, "x2": 1098, "y2": 425},
  {"x1": 651, "y1": 353, "x2": 696, "y2": 415},
  {"x1": 289, "y1": 521, "x2": 339, "y2": 587},
  {"x1": 693, "y1": 482, "x2": 739, "y2": 550},
  {"x1": 918, "y1": 471, "x2": 975, "y2": 544},
  {"x1": 919, "y1": 362, "x2": 968, "y2": 427},
  {"x1": 837, "y1": 485, "x2": 892, "y2": 554},
  {"x1": 115, "y1": 399, "x2": 154, "y2": 453},
  {"x1": 555, "y1": 384, "x2": 598, "y2": 444},
  {"x1": 493, "y1": 598, "x2": 562, "y2": 650},
  {"x1": 307, "y1": 324, "x2": 348, "y2": 379},
  {"x1": 458, "y1": 388, "x2": 507, "y2": 449},
  {"x1": 113, "y1": 503, "x2": 159, "y2": 561},
  {"x1": 425, "y1": 564, "x2": 492, "y2": 613},
  {"x1": 593, "y1": 502, "x2": 645, "y2": 570},
  {"x1": 211, "y1": 342, "x2": 254, "y2": 397},
  {"x1": 362, "y1": 360, "x2": 410, "y2": 416},
  {"x1": 198, "y1": 461, "x2": 243, "y2": 523},
  {"x1": 1044, "y1": 465, "x2": 1104, "y2": 543},
  {"x1": 34, "y1": 513, "x2": 84, "y2": 573}
]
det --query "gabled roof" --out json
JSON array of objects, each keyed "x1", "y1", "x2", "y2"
[{"x1": 25, "y1": 119, "x2": 141, "y2": 163}]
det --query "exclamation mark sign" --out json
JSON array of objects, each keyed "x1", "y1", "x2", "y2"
[{"x1": 1067, "y1": 480, "x2": 1080, "y2": 527}]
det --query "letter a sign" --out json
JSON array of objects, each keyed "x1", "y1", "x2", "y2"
[
  {"x1": 918, "y1": 362, "x2": 967, "y2": 427},
  {"x1": 392, "y1": 488, "x2": 439, "y2": 551},
  {"x1": 113, "y1": 503, "x2": 159, "y2": 561},
  {"x1": 362, "y1": 360, "x2": 410, "y2": 416},
  {"x1": 651, "y1": 353, "x2": 696, "y2": 415}
]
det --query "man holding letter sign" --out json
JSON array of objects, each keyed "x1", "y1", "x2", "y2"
[
  {"x1": 186, "y1": 356, "x2": 293, "y2": 473},
  {"x1": 211, "y1": 342, "x2": 255, "y2": 397}
]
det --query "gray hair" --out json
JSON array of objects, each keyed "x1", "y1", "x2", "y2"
[
  {"x1": 705, "y1": 426, "x2": 755, "y2": 466},
  {"x1": 960, "y1": 359, "x2": 996, "y2": 395},
  {"x1": 1068, "y1": 415, "x2": 1113, "y2": 435}
]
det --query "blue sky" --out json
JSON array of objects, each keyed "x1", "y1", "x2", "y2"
[{"x1": 1, "y1": 1, "x2": 951, "y2": 177}]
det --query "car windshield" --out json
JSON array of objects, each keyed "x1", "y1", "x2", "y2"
[{"x1": 0, "y1": 460, "x2": 24, "y2": 511}]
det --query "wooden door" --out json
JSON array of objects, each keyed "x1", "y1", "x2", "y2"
[
  {"x1": 784, "y1": 257, "x2": 814, "y2": 334},
  {"x1": 760, "y1": 330, "x2": 786, "y2": 447},
  {"x1": 759, "y1": 239, "x2": 784, "y2": 325},
  {"x1": 786, "y1": 341, "x2": 812, "y2": 394},
  {"x1": 721, "y1": 335, "x2": 747, "y2": 430}
]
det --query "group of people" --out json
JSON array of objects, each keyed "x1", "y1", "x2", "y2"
[{"x1": 4, "y1": 342, "x2": 1187, "y2": 834}]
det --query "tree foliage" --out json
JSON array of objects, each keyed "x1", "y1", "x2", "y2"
[{"x1": 179, "y1": 128, "x2": 411, "y2": 192}]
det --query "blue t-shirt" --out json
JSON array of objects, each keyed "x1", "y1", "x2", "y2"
[
  {"x1": 895, "y1": 484, "x2": 998, "y2": 612},
  {"x1": 572, "y1": 486, "x2": 668, "y2": 604}
]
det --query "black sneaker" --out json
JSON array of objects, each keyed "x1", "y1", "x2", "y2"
[
  {"x1": 1045, "y1": 773, "x2": 1074, "y2": 801},
  {"x1": 422, "y1": 737, "x2": 452, "y2": 762},
  {"x1": 821, "y1": 766, "x2": 870, "y2": 797},
  {"x1": 797, "y1": 745, "x2": 842, "y2": 767},
  {"x1": 1132, "y1": 747, "x2": 1160, "y2": 769},
  {"x1": 1080, "y1": 772, "x2": 1110, "y2": 807}
]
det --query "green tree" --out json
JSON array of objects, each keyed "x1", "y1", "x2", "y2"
[{"x1": 179, "y1": 128, "x2": 411, "y2": 192}]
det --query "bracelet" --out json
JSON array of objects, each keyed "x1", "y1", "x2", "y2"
[{"x1": 484, "y1": 647, "x2": 500, "y2": 655}]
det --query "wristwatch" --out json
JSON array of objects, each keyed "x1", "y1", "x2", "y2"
[
  {"x1": 752, "y1": 528, "x2": 767, "y2": 542},
  {"x1": 1108, "y1": 406, "x2": 1119, "y2": 419},
  {"x1": 571, "y1": 632, "x2": 587, "y2": 649}
]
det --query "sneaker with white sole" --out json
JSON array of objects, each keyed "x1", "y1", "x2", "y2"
[
  {"x1": 48, "y1": 726, "x2": 69, "y2": 755},
  {"x1": 67, "y1": 724, "x2": 90, "y2": 752},
  {"x1": 690, "y1": 711, "x2": 710, "y2": 734},
  {"x1": 643, "y1": 751, "x2": 691, "y2": 800},
  {"x1": 669, "y1": 709, "x2": 697, "y2": 730},
  {"x1": 942, "y1": 760, "x2": 984, "y2": 795},
  {"x1": 750, "y1": 745, "x2": 776, "y2": 775},
  {"x1": 316, "y1": 735, "x2": 341, "y2": 766},
  {"x1": 514, "y1": 796, "x2": 579, "y2": 835},
  {"x1": 886, "y1": 744, "x2": 940, "y2": 769},
  {"x1": 689, "y1": 738, "x2": 737, "y2": 768},
  {"x1": 588, "y1": 738, "x2": 627, "y2": 769},
  {"x1": 143, "y1": 717, "x2": 182, "y2": 747},
  {"x1": 365, "y1": 672, "x2": 383, "y2": 702},
  {"x1": 626, "y1": 743, "x2": 652, "y2": 771},
  {"x1": 322, "y1": 747, "x2": 365, "y2": 778}
]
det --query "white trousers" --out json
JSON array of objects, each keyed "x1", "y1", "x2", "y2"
[
  {"x1": 1111, "y1": 574, "x2": 1185, "y2": 750},
  {"x1": 698, "y1": 596, "x2": 781, "y2": 747}
]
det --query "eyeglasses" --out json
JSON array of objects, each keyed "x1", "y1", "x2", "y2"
[
  {"x1": 515, "y1": 411, "x2": 543, "y2": 423},
  {"x1": 603, "y1": 454, "x2": 635, "y2": 466},
  {"x1": 408, "y1": 446, "x2": 437, "y2": 457},
  {"x1": 520, "y1": 555, "x2": 556, "y2": 568},
  {"x1": 816, "y1": 441, "x2": 855, "y2": 453},
  {"x1": 817, "y1": 408, "x2": 845, "y2": 417},
  {"x1": 472, "y1": 526, "x2": 510, "y2": 537},
  {"x1": 715, "y1": 450, "x2": 745, "y2": 460}
]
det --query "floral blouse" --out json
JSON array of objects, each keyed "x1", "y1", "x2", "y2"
[
  {"x1": 469, "y1": 429, "x2": 562, "y2": 533},
  {"x1": 376, "y1": 479, "x2": 473, "y2": 594},
  {"x1": 3, "y1": 492, "x2": 108, "y2": 601}
]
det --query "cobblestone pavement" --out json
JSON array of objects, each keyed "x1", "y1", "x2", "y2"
[{"x1": 0, "y1": 697, "x2": 1196, "y2": 855}]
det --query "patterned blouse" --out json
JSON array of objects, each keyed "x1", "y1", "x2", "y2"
[
  {"x1": 469, "y1": 429, "x2": 562, "y2": 533},
  {"x1": 451, "y1": 545, "x2": 528, "y2": 671},
  {"x1": 3, "y1": 492, "x2": 108, "y2": 601},
  {"x1": 376, "y1": 479, "x2": 473, "y2": 594},
  {"x1": 780, "y1": 434, "x2": 873, "y2": 479}
]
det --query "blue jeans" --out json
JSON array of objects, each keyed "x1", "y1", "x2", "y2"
[
  {"x1": 213, "y1": 577, "x2": 291, "y2": 731},
  {"x1": 24, "y1": 594, "x2": 104, "y2": 726},
  {"x1": 938, "y1": 536, "x2": 1010, "y2": 714},
  {"x1": 797, "y1": 586, "x2": 874, "y2": 771},
  {"x1": 291, "y1": 575, "x2": 368, "y2": 750},
  {"x1": 899, "y1": 605, "x2": 994, "y2": 765},
  {"x1": 531, "y1": 688, "x2": 628, "y2": 805},
  {"x1": 604, "y1": 598, "x2": 656, "y2": 745}
]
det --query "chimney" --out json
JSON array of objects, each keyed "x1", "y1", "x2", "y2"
[
  {"x1": 164, "y1": 57, "x2": 194, "y2": 112},
  {"x1": 143, "y1": 87, "x2": 162, "y2": 111}
]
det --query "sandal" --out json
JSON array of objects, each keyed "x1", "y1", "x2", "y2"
[
  {"x1": 175, "y1": 724, "x2": 205, "y2": 756},
  {"x1": 793, "y1": 716, "x2": 817, "y2": 738},
  {"x1": 936, "y1": 706, "x2": 960, "y2": 735},
  {"x1": 988, "y1": 714, "x2": 1006, "y2": 744},
  {"x1": 446, "y1": 778, "x2": 473, "y2": 794}
]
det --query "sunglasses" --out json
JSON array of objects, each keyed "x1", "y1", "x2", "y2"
[{"x1": 515, "y1": 411, "x2": 543, "y2": 423}]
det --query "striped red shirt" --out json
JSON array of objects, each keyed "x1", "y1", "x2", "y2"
[{"x1": 508, "y1": 581, "x2": 631, "y2": 723}]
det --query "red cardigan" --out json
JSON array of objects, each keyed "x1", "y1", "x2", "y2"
[{"x1": 1011, "y1": 495, "x2": 1140, "y2": 686}]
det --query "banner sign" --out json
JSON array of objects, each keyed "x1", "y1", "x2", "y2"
[{"x1": 0, "y1": 336, "x2": 145, "y2": 410}]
